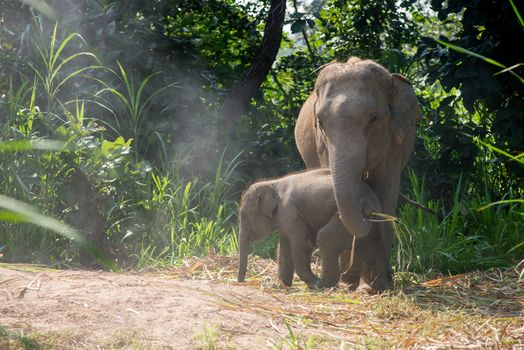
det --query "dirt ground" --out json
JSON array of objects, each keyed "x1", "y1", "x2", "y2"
[
  {"x1": 1, "y1": 257, "x2": 523, "y2": 349},
  {"x1": 0, "y1": 265, "x2": 284, "y2": 349}
]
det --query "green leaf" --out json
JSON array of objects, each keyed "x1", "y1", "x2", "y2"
[
  {"x1": 476, "y1": 139, "x2": 524, "y2": 165},
  {"x1": 0, "y1": 140, "x2": 68, "y2": 152},
  {"x1": 290, "y1": 12, "x2": 305, "y2": 19},
  {"x1": 0, "y1": 210, "x2": 27, "y2": 222},
  {"x1": 507, "y1": 242, "x2": 524, "y2": 254},
  {"x1": 509, "y1": 0, "x2": 524, "y2": 31},
  {"x1": 306, "y1": 19, "x2": 315, "y2": 29},
  {"x1": 291, "y1": 20, "x2": 306, "y2": 34},
  {"x1": 436, "y1": 39, "x2": 524, "y2": 84},
  {"x1": 0, "y1": 195, "x2": 118, "y2": 271},
  {"x1": 477, "y1": 199, "x2": 524, "y2": 212}
]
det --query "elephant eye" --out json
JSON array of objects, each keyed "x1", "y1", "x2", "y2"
[{"x1": 370, "y1": 115, "x2": 378, "y2": 123}]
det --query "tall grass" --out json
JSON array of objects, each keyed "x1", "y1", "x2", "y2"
[
  {"x1": 93, "y1": 62, "x2": 179, "y2": 158},
  {"x1": 436, "y1": 4, "x2": 524, "y2": 278},
  {"x1": 27, "y1": 22, "x2": 102, "y2": 119},
  {"x1": 395, "y1": 169, "x2": 524, "y2": 274},
  {"x1": 129, "y1": 155, "x2": 241, "y2": 268}
]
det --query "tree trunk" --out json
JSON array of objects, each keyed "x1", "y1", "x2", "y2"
[{"x1": 220, "y1": 0, "x2": 286, "y2": 130}]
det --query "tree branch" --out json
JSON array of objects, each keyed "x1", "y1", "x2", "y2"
[{"x1": 219, "y1": 0, "x2": 286, "y2": 130}]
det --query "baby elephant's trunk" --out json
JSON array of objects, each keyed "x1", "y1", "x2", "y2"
[
  {"x1": 237, "y1": 230, "x2": 249, "y2": 282},
  {"x1": 238, "y1": 254, "x2": 248, "y2": 282}
]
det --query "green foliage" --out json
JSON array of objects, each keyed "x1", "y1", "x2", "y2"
[
  {"x1": 0, "y1": 0, "x2": 522, "y2": 276},
  {"x1": 417, "y1": 0, "x2": 524, "y2": 188},
  {"x1": 93, "y1": 62, "x2": 179, "y2": 158},
  {"x1": 0, "y1": 324, "x2": 40, "y2": 350},
  {"x1": 30, "y1": 22, "x2": 101, "y2": 113},
  {"x1": 163, "y1": 0, "x2": 262, "y2": 88},
  {"x1": 0, "y1": 192, "x2": 117, "y2": 270},
  {"x1": 0, "y1": 17, "x2": 239, "y2": 268},
  {"x1": 127, "y1": 153, "x2": 240, "y2": 267},
  {"x1": 410, "y1": 80, "x2": 495, "y2": 201},
  {"x1": 317, "y1": 0, "x2": 418, "y2": 65},
  {"x1": 269, "y1": 320, "x2": 317, "y2": 350},
  {"x1": 194, "y1": 322, "x2": 221, "y2": 350},
  {"x1": 395, "y1": 170, "x2": 524, "y2": 274}
]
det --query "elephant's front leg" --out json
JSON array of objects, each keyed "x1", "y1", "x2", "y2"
[
  {"x1": 356, "y1": 225, "x2": 393, "y2": 293},
  {"x1": 291, "y1": 240, "x2": 318, "y2": 288},
  {"x1": 287, "y1": 224, "x2": 319, "y2": 288},
  {"x1": 278, "y1": 235, "x2": 294, "y2": 286},
  {"x1": 372, "y1": 160, "x2": 403, "y2": 266},
  {"x1": 317, "y1": 214, "x2": 352, "y2": 288},
  {"x1": 340, "y1": 248, "x2": 363, "y2": 289}
]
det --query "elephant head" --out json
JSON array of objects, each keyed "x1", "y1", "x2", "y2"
[
  {"x1": 297, "y1": 57, "x2": 421, "y2": 238},
  {"x1": 237, "y1": 183, "x2": 278, "y2": 282}
]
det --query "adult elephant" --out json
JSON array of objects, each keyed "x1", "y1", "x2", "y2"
[{"x1": 294, "y1": 57, "x2": 421, "y2": 286}]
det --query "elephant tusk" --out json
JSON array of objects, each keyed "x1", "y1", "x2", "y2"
[
  {"x1": 341, "y1": 236, "x2": 357, "y2": 276},
  {"x1": 364, "y1": 171, "x2": 370, "y2": 180},
  {"x1": 364, "y1": 212, "x2": 398, "y2": 222}
]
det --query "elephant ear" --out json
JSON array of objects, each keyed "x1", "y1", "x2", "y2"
[
  {"x1": 255, "y1": 185, "x2": 278, "y2": 218},
  {"x1": 389, "y1": 73, "x2": 422, "y2": 146}
]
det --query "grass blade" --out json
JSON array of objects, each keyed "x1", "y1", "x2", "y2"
[
  {"x1": 0, "y1": 140, "x2": 68, "y2": 152},
  {"x1": 437, "y1": 39, "x2": 524, "y2": 84},
  {"x1": 0, "y1": 195, "x2": 117, "y2": 270},
  {"x1": 509, "y1": 0, "x2": 524, "y2": 31}
]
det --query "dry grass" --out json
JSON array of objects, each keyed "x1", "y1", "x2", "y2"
[
  {"x1": 169, "y1": 252, "x2": 524, "y2": 349},
  {"x1": 1, "y1": 255, "x2": 522, "y2": 349}
]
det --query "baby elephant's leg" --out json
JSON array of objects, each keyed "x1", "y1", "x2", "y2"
[
  {"x1": 286, "y1": 222, "x2": 319, "y2": 288},
  {"x1": 316, "y1": 214, "x2": 353, "y2": 288},
  {"x1": 278, "y1": 235, "x2": 294, "y2": 286}
]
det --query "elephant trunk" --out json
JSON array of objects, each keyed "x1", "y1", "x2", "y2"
[
  {"x1": 237, "y1": 226, "x2": 250, "y2": 282},
  {"x1": 330, "y1": 149, "x2": 373, "y2": 238}
]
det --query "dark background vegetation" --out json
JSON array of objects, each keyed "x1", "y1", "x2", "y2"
[{"x1": 0, "y1": 0, "x2": 522, "y2": 274}]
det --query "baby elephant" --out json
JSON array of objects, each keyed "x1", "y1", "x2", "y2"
[{"x1": 237, "y1": 168, "x2": 391, "y2": 292}]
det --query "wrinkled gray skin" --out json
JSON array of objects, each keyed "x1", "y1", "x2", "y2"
[
  {"x1": 237, "y1": 169, "x2": 390, "y2": 291},
  {"x1": 316, "y1": 204, "x2": 391, "y2": 292},
  {"x1": 294, "y1": 57, "x2": 421, "y2": 286}
]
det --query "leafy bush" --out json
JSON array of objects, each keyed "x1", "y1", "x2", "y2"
[{"x1": 0, "y1": 18, "x2": 240, "y2": 268}]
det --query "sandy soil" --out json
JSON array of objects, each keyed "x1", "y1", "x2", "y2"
[
  {"x1": 0, "y1": 266, "x2": 289, "y2": 349},
  {"x1": 1, "y1": 258, "x2": 523, "y2": 349}
]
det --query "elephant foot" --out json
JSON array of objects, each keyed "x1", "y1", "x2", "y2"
[
  {"x1": 341, "y1": 273, "x2": 360, "y2": 290},
  {"x1": 357, "y1": 278, "x2": 392, "y2": 295},
  {"x1": 279, "y1": 274, "x2": 293, "y2": 287},
  {"x1": 368, "y1": 280, "x2": 393, "y2": 294},
  {"x1": 317, "y1": 277, "x2": 340, "y2": 289},
  {"x1": 356, "y1": 282, "x2": 374, "y2": 294},
  {"x1": 360, "y1": 269, "x2": 393, "y2": 294},
  {"x1": 304, "y1": 276, "x2": 322, "y2": 290}
]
